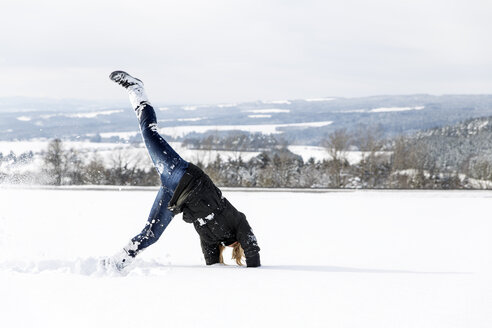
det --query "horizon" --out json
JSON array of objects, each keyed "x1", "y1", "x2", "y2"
[{"x1": 2, "y1": 92, "x2": 492, "y2": 110}]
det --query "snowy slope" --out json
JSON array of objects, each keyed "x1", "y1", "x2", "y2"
[{"x1": 0, "y1": 187, "x2": 491, "y2": 327}]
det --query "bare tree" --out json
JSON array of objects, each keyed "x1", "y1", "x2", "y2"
[
  {"x1": 391, "y1": 137, "x2": 437, "y2": 188},
  {"x1": 107, "y1": 148, "x2": 142, "y2": 185},
  {"x1": 353, "y1": 125, "x2": 388, "y2": 187},
  {"x1": 84, "y1": 153, "x2": 108, "y2": 185},
  {"x1": 65, "y1": 148, "x2": 85, "y2": 184},
  {"x1": 43, "y1": 139, "x2": 67, "y2": 185},
  {"x1": 321, "y1": 129, "x2": 351, "y2": 187},
  {"x1": 227, "y1": 132, "x2": 248, "y2": 162},
  {"x1": 205, "y1": 154, "x2": 225, "y2": 184}
]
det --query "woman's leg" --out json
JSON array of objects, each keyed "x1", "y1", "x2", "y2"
[
  {"x1": 137, "y1": 102, "x2": 189, "y2": 190},
  {"x1": 128, "y1": 186, "x2": 173, "y2": 255},
  {"x1": 128, "y1": 103, "x2": 189, "y2": 255},
  {"x1": 109, "y1": 71, "x2": 188, "y2": 262}
]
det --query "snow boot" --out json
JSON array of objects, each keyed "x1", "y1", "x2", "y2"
[
  {"x1": 101, "y1": 241, "x2": 140, "y2": 273},
  {"x1": 100, "y1": 251, "x2": 134, "y2": 273},
  {"x1": 109, "y1": 70, "x2": 149, "y2": 110}
]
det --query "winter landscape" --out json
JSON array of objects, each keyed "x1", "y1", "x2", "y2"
[
  {"x1": 3, "y1": 0, "x2": 492, "y2": 327},
  {"x1": 1, "y1": 186, "x2": 491, "y2": 327},
  {"x1": 2, "y1": 79, "x2": 492, "y2": 328},
  {"x1": 4, "y1": 94, "x2": 492, "y2": 189}
]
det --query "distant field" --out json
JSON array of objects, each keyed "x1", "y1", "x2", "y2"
[{"x1": 0, "y1": 140, "x2": 378, "y2": 165}]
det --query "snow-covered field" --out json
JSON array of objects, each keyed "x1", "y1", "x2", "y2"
[
  {"x1": 0, "y1": 140, "x2": 382, "y2": 171},
  {"x1": 98, "y1": 120, "x2": 334, "y2": 139},
  {"x1": 1, "y1": 187, "x2": 491, "y2": 327}
]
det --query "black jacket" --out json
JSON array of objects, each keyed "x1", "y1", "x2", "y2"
[{"x1": 168, "y1": 163, "x2": 261, "y2": 267}]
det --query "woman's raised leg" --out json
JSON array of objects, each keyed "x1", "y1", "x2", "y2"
[
  {"x1": 136, "y1": 102, "x2": 189, "y2": 190},
  {"x1": 107, "y1": 71, "x2": 189, "y2": 268}
]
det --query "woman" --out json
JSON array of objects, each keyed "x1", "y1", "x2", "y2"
[{"x1": 105, "y1": 71, "x2": 261, "y2": 271}]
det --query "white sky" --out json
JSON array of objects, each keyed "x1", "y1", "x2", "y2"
[{"x1": 1, "y1": 0, "x2": 492, "y2": 104}]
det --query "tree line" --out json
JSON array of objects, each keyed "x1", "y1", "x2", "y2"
[{"x1": 1, "y1": 126, "x2": 491, "y2": 188}]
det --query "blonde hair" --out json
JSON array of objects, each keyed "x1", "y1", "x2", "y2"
[{"x1": 219, "y1": 242, "x2": 245, "y2": 266}]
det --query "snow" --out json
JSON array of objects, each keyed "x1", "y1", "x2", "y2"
[
  {"x1": 216, "y1": 103, "x2": 237, "y2": 108},
  {"x1": 99, "y1": 131, "x2": 139, "y2": 140},
  {"x1": 0, "y1": 140, "x2": 260, "y2": 173},
  {"x1": 261, "y1": 100, "x2": 291, "y2": 105},
  {"x1": 0, "y1": 187, "x2": 491, "y2": 327},
  {"x1": 246, "y1": 109, "x2": 290, "y2": 113},
  {"x1": 370, "y1": 106, "x2": 425, "y2": 113},
  {"x1": 83, "y1": 144, "x2": 261, "y2": 169},
  {"x1": 16, "y1": 116, "x2": 31, "y2": 121},
  {"x1": 337, "y1": 107, "x2": 425, "y2": 114},
  {"x1": 288, "y1": 145, "x2": 331, "y2": 161},
  {"x1": 467, "y1": 177, "x2": 492, "y2": 189},
  {"x1": 469, "y1": 120, "x2": 489, "y2": 134},
  {"x1": 0, "y1": 141, "x2": 132, "y2": 154},
  {"x1": 176, "y1": 117, "x2": 205, "y2": 122},
  {"x1": 197, "y1": 213, "x2": 215, "y2": 226},
  {"x1": 248, "y1": 114, "x2": 272, "y2": 118},
  {"x1": 0, "y1": 141, "x2": 387, "y2": 178},
  {"x1": 97, "y1": 121, "x2": 333, "y2": 140},
  {"x1": 41, "y1": 110, "x2": 124, "y2": 119},
  {"x1": 0, "y1": 140, "x2": 263, "y2": 173},
  {"x1": 154, "y1": 121, "x2": 333, "y2": 138},
  {"x1": 288, "y1": 145, "x2": 390, "y2": 165},
  {"x1": 182, "y1": 105, "x2": 199, "y2": 111},
  {"x1": 340, "y1": 109, "x2": 366, "y2": 113},
  {"x1": 66, "y1": 110, "x2": 124, "y2": 119}
]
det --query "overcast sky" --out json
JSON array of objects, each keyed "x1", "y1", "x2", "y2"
[{"x1": 1, "y1": 0, "x2": 492, "y2": 104}]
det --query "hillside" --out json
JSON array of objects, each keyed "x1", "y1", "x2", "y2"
[
  {"x1": 3, "y1": 94, "x2": 492, "y2": 145},
  {"x1": 412, "y1": 116, "x2": 492, "y2": 172}
]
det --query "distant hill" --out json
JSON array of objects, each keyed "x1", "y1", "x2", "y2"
[
  {"x1": 2, "y1": 94, "x2": 492, "y2": 145},
  {"x1": 412, "y1": 115, "x2": 492, "y2": 172}
]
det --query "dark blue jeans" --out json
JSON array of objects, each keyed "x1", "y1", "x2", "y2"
[{"x1": 130, "y1": 103, "x2": 189, "y2": 254}]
